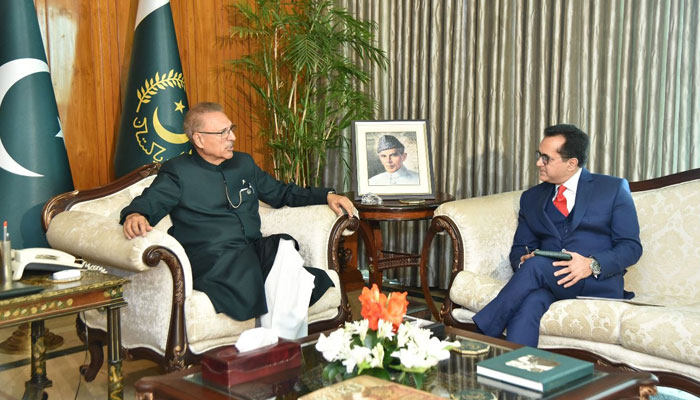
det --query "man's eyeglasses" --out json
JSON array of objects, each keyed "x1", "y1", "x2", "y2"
[
  {"x1": 198, "y1": 124, "x2": 237, "y2": 139},
  {"x1": 535, "y1": 151, "x2": 562, "y2": 165}
]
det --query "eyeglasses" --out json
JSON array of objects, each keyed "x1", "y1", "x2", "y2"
[
  {"x1": 198, "y1": 124, "x2": 237, "y2": 139},
  {"x1": 535, "y1": 150, "x2": 563, "y2": 165}
]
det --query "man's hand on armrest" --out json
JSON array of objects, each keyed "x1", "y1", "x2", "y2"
[
  {"x1": 123, "y1": 213, "x2": 153, "y2": 239},
  {"x1": 327, "y1": 193, "x2": 355, "y2": 217}
]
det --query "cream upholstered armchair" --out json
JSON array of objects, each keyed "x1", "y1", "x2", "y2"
[
  {"x1": 418, "y1": 168, "x2": 700, "y2": 395},
  {"x1": 42, "y1": 163, "x2": 358, "y2": 378}
]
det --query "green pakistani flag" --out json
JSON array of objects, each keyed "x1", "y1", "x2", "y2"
[
  {"x1": 0, "y1": 1, "x2": 73, "y2": 249},
  {"x1": 114, "y1": 0, "x2": 190, "y2": 177}
]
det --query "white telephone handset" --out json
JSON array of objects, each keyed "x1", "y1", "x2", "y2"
[{"x1": 11, "y1": 248, "x2": 83, "y2": 281}]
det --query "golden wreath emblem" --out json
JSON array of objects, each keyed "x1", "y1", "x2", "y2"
[{"x1": 132, "y1": 69, "x2": 188, "y2": 162}]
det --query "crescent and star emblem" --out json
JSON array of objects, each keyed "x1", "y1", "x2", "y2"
[
  {"x1": 0, "y1": 58, "x2": 63, "y2": 178},
  {"x1": 153, "y1": 106, "x2": 188, "y2": 144},
  {"x1": 131, "y1": 69, "x2": 188, "y2": 162}
]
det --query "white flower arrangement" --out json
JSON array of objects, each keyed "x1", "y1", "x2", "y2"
[{"x1": 316, "y1": 318, "x2": 459, "y2": 388}]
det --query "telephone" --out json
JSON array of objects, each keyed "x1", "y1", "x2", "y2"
[{"x1": 10, "y1": 248, "x2": 84, "y2": 281}]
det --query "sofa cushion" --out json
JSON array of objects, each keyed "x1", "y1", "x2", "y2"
[
  {"x1": 540, "y1": 299, "x2": 632, "y2": 345},
  {"x1": 450, "y1": 270, "x2": 630, "y2": 345},
  {"x1": 626, "y1": 179, "x2": 700, "y2": 301},
  {"x1": 71, "y1": 175, "x2": 174, "y2": 232},
  {"x1": 185, "y1": 290, "x2": 256, "y2": 354},
  {"x1": 436, "y1": 191, "x2": 522, "y2": 281},
  {"x1": 620, "y1": 303, "x2": 700, "y2": 367},
  {"x1": 185, "y1": 268, "x2": 343, "y2": 354},
  {"x1": 259, "y1": 203, "x2": 339, "y2": 271},
  {"x1": 539, "y1": 335, "x2": 700, "y2": 379},
  {"x1": 449, "y1": 270, "x2": 505, "y2": 311}
]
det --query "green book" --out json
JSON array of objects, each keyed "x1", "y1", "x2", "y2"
[{"x1": 476, "y1": 346, "x2": 593, "y2": 393}]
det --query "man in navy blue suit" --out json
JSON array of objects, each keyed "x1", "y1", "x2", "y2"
[{"x1": 472, "y1": 124, "x2": 642, "y2": 346}]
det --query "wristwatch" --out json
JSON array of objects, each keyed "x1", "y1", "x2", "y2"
[{"x1": 589, "y1": 257, "x2": 601, "y2": 278}]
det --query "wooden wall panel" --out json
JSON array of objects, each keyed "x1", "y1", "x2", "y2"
[{"x1": 36, "y1": 0, "x2": 263, "y2": 190}]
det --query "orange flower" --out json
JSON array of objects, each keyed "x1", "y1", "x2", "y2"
[
  {"x1": 358, "y1": 284, "x2": 408, "y2": 331},
  {"x1": 359, "y1": 284, "x2": 387, "y2": 330},
  {"x1": 383, "y1": 291, "x2": 408, "y2": 330}
]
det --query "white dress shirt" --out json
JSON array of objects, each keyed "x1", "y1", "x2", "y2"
[{"x1": 553, "y1": 168, "x2": 582, "y2": 213}]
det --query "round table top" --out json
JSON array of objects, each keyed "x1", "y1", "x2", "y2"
[{"x1": 344, "y1": 192, "x2": 454, "y2": 221}]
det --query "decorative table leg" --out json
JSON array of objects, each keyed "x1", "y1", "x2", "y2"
[
  {"x1": 23, "y1": 321, "x2": 51, "y2": 400},
  {"x1": 107, "y1": 306, "x2": 124, "y2": 400},
  {"x1": 358, "y1": 220, "x2": 383, "y2": 288}
]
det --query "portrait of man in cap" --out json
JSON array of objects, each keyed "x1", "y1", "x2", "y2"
[{"x1": 368, "y1": 134, "x2": 420, "y2": 185}]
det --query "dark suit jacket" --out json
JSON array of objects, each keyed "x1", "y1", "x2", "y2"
[{"x1": 508, "y1": 168, "x2": 643, "y2": 299}]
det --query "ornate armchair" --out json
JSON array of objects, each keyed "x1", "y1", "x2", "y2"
[{"x1": 42, "y1": 163, "x2": 358, "y2": 378}]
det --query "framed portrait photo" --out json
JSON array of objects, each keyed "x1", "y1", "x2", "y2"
[{"x1": 353, "y1": 120, "x2": 435, "y2": 199}]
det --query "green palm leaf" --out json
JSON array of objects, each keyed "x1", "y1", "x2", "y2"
[{"x1": 227, "y1": 0, "x2": 387, "y2": 186}]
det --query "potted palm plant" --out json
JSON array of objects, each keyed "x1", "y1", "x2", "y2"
[{"x1": 228, "y1": 0, "x2": 387, "y2": 187}]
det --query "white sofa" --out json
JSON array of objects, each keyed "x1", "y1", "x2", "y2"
[
  {"x1": 419, "y1": 168, "x2": 700, "y2": 395},
  {"x1": 42, "y1": 163, "x2": 358, "y2": 378}
]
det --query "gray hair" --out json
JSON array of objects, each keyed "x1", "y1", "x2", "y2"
[{"x1": 183, "y1": 102, "x2": 224, "y2": 141}]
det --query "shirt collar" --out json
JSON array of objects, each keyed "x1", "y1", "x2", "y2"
[
  {"x1": 387, "y1": 166, "x2": 408, "y2": 177},
  {"x1": 557, "y1": 168, "x2": 582, "y2": 195}
]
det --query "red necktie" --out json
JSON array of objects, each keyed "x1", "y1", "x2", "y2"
[{"x1": 554, "y1": 185, "x2": 569, "y2": 217}]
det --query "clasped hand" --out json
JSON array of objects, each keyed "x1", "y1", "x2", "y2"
[{"x1": 520, "y1": 250, "x2": 592, "y2": 288}]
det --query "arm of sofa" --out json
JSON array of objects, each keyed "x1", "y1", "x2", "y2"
[
  {"x1": 46, "y1": 210, "x2": 193, "y2": 296},
  {"x1": 432, "y1": 192, "x2": 522, "y2": 279},
  {"x1": 47, "y1": 209, "x2": 197, "y2": 360},
  {"x1": 420, "y1": 192, "x2": 522, "y2": 321},
  {"x1": 259, "y1": 203, "x2": 358, "y2": 272}
]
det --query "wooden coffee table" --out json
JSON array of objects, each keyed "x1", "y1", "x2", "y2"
[{"x1": 134, "y1": 326, "x2": 657, "y2": 399}]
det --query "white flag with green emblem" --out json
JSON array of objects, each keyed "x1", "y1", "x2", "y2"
[
  {"x1": 0, "y1": 0, "x2": 73, "y2": 249},
  {"x1": 114, "y1": 0, "x2": 190, "y2": 177}
]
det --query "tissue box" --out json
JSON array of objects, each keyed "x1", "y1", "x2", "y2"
[{"x1": 201, "y1": 339, "x2": 302, "y2": 388}]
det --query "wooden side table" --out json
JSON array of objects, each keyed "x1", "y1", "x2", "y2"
[
  {"x1": 0, "y1": 271, "x2": 128, "y2": 400},
  {"x1": 350, "y1": 193, "x2": 454, "y2": 288}
]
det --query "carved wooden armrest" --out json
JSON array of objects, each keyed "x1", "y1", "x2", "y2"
[
  {"x1": 46, "y1": 210, "x2": 193, "y2": 296},
  {"x1": 420, "y1": 215, "x2": 464, "y2": 321}
]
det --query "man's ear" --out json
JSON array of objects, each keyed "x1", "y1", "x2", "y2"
[
  {"x1": 401, "y1": 153, "x2": 408, "y2": 162},
  {"x1": 192, "y1": 133, "x2": 204, "y2": 149},
  {"x1": 567, "y1": 157, "x2": 579, "y2": 170}
]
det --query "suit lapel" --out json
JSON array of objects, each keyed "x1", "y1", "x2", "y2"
[{"x1": 570, "y1": 168, "x2": 593, "y2": 232}]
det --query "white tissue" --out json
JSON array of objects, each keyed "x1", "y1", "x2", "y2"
[{"x1": 235, "y1": 327, "x2": 279, "y2": 353}]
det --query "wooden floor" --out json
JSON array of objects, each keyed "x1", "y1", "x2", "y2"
[
  {"x1": 0, "y1": 285, "x2": 441, "y2": 399},
  {"x1": 0, "y1": 314, "x2": 159, "y2": 399}
]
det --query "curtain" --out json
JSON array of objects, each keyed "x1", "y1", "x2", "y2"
[{"x1": 327, "y1": 0, "x2": 700, "y2": 289}]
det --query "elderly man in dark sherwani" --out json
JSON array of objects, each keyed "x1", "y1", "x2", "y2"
[{"x1": 121, "y1": 102, "x2": 354, "y2": 336}]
